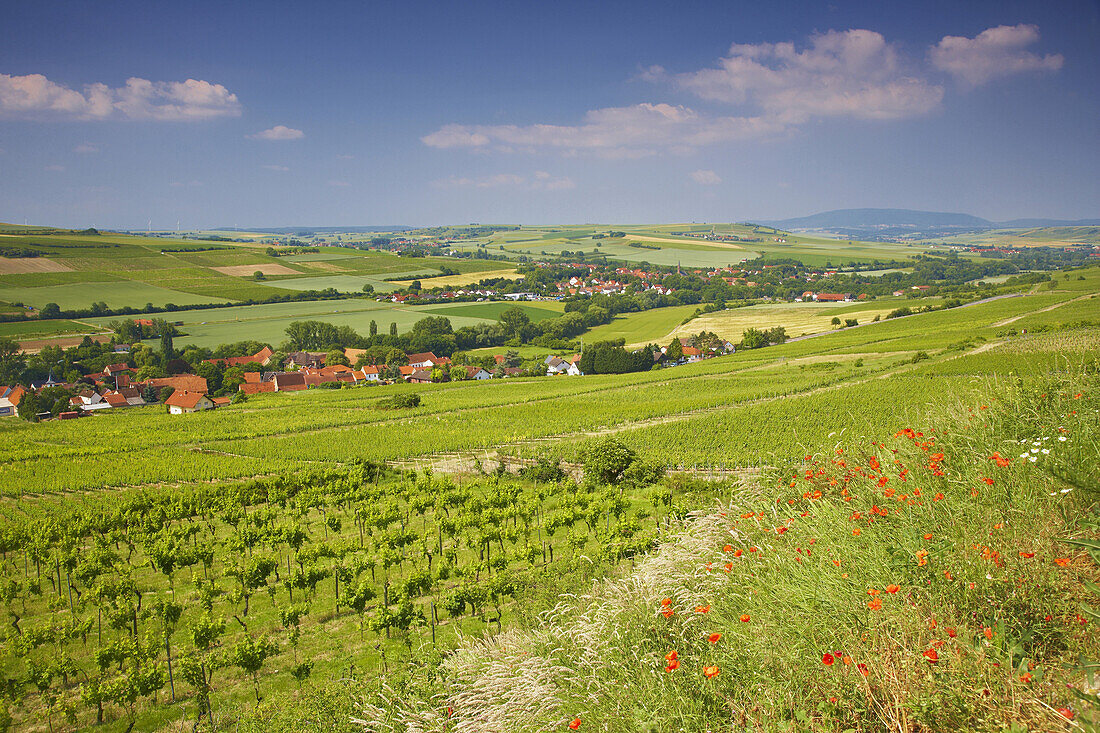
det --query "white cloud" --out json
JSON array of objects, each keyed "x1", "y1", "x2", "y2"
[
  {"x1": 0, "y1": 73, "x2": 241, "y2": 120},
  {"x1": 433, "y1": 172, "x2": 575, "y2": 191},
  {"x1": 690, "y1": 169, "x2": 722, "y2": 185},
  {"x1": 73, "y1": 143, "x2": 99, "y2": 154},
  {"x1": 261, "y1": 164, "x2": 289, "y2": 171},
  {"x1": 249, "y1": 125, "x2": 304, "y2": 141},
  {"x1": 929, "y1": 24, "x2": 1063, "y2": 86},
  {"x1": 44, "y1": 164, "x2": 65, "y2": 172},
  {"x1": 676, "y1": 29, "x2": 943, "y2": 122},
  {"x1": 423, "y1": 103, "x2": 782, "y2": 157}
]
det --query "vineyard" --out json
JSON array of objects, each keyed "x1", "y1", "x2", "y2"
[{"x1": 0, "y1": 269, "x2": 1096, "y2": 731}]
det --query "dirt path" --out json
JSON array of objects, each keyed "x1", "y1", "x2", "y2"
[{"x1": 383, "y1": 339, "x2": 1005, "y2": 477}]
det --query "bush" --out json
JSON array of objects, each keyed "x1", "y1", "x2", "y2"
[{"x1": 377, "y1": 393, "x2": 421, "y2": 410}]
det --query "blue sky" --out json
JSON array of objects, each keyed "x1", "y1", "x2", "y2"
[{"x1": 0, "y1": 0, "x2": 1096, "y2": 228}]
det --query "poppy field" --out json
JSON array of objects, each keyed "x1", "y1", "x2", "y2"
[{"x1": 356, "y1": 367, "x2": 1100, "y2": 732}]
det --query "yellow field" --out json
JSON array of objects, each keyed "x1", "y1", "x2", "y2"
[
  {"x1": 671, "y1": 301, "x2": 899, "y2": 341},
  {"x1": 391, "y1": 268, "x2": 522, "y2": 288},
  {"x1": 621, "y1": 234, "x2": 744, "y2": 250},
  {"x1": 0, "y1": 257, "x2": 73, "y2": 273},
  {"x1": 211, "y1": 263, "x2": 301, "y2": 277}
]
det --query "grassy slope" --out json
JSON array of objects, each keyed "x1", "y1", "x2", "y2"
[{"x1": 360, "y1": 376, "x2": 1099, "y2": 732}]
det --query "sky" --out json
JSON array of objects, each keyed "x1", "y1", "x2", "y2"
[{"x1": 0, "y1": 0, "x2": 1097, "y2": 229}]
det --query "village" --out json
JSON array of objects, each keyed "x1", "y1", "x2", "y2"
[{"x1": 0, "y1": 330, "x2": 739, "y2": 419}]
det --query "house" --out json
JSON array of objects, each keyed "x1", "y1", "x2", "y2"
[
  {"x1": 406, "y1": 352, "x2": 440, "y2": 368},
  {"x1": 352, "y1": 365, "x2": 381, "y2": 382},
  {"x1": 813, "y1": 293, "x2": 852, "y2": 302},
  {"x1": 164, "y1": 391, "x2": 215, "y2": 414},
  {"x1": 464, "y1": 366, "x2": 493, "y2": 380},
  {"x1": 142, "y1": 375, "x2": 209, "y2": 393},
  {"x1": 545, "y1": 356, "x2": 569, "y2": 375},
  {"x1": 0, "y1": 386, "x2": 24, "y2": 417},
  {"x1": 104, "y1": 363, "x2": 132, "y2": 376},
  {"x1": 408, "y1": 369, "x2": 433, "y2": 384},
  {"x1": 242, "y1": 372, "x2": 264, "y2": 384},
  {"x1": 239, "y1": 381, "x2": 276, "y2": 395},
  {"x1": 398, "y1": 365, "x2": 417, "y2": 378},
  {"x1": 113, "y1": 387, "x2": 145, "y2": 406},
  {"x1": 70, "y1": 389, "x2": 111, "y2": 411},
  {"x1": 210, "y1": 396, "x2": 232, "y2": 407},
  {"x1": 203, "y1": 346, "x2": 274, "y2": 368},
  {"x1": 273, "y1": 373, "x2": 307, "y2": 392},
  {"x1": 285, "y1": 351, "x2": 326, "y2": 369},
  {"x1": 501, "y1": 367, "x2": 525, "y2": 378},
  {"x1": 102, "y1": 392, "x2": 130, "y2": 408}
]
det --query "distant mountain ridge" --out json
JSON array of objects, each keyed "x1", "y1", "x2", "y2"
[{"x1": 762, "y1": 208, "x2": 1100, "y2": 231}]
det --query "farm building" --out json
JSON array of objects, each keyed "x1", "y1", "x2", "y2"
[{"x1": 164, "y1": 391, "x2": 215, "y2": 414}]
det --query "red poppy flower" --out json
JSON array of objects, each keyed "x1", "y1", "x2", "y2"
[
  {"x1": 886, "y1": 584, "x2": 900, "y2": 594},
  {"x1": 1019, "y1": 673, "x2": 1032, "y2": 683},
  {"x1": 708, "y1": 633, "x2": 722, "y2": 644},
  {"x1": 661, "y1": 609, "x2": 674, "y2": 618},
  {"x1": 946, "y1": 627, "x2": 956, "y2": 638},
  {"x1": 739, "y1": 614, "x2": 751, "y2": 622},
  {"x1": 922, "y1": 649, "x2": 939, "y2": 663},
  {"x1": 665, "y1": 659, "x2": 680, "y2": 672},
  {"x1": 661, "y1": 598, "x2": 672, "y2": 607},
  {"x1": 1018, "y1": 552, "x2": 1035, "y2": 558},
  {"x1": 856, "y1": 663, "x2": 869, "y2": 676},
  {"x1": 981, "y1": 477, "x2": 994, "y2": 485},
  {"x1": 703, "y1": 665, "x2": 721, "y2": 678},
  {"x1": 828, "y1": 696, "x2": 838, "y2": 704},
  {"x1": 569, "y1": 718, "x2": 582, "y2": 730},
  {"x1": 723, "y1": 562, "x2": 733, "y2": 572},
  {"x1": 867, "y1": 598, "x2": 882, "y2": 611},
  {"x1": 1054, "y1": 558, "x2": 1070, "y2": 567},
  {"x1": 722, "y1": 544, "x2": 733, "y2": 553},
  {"x1": 665, "y1": 650, "x2": 678, "y2": 661},
  {"x1": 1057, "y1": 708, "x2": 1074, "y2": 720},
  {"x1": 733, "y1": 548, "x2": 743, "y2": 558},
  {"x1": 694, "y1": 605, "x2": 710, "y2": 614},
  {"x1": 983, "y1": 627, "x2": 993, "y2": 640},
  {"x1": 822, "y1": 652, "x2": 835, "y2": 666}
]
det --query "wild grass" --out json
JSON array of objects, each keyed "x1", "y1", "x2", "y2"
[{"x1": 354, "y1": 369, "x2": 1099, "y2": 732}]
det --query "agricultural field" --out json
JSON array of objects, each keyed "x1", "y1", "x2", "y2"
[
  {"x1": 78, "y1": 298, "x2": 564, "y2": 350},
  {"x1": 0, "y1": 227, "x2": 517, "y2": 310},
  {"x1": 919, "y1": 225, "x2": 1100, "y2": 248}
]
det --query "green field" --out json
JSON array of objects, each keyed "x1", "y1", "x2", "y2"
[
  {"x1": 0, "y1": 280, "x2": 233, "y2": 310},
  {"x1": 0, "y1": 266, "x2": 1096, "y2": 731},
  {"x1": 81, "y1": 298, "x2": 565, "y2": 349},
  {"x1": 0, "y1": 318, "x2": 106, "y2": 339}
]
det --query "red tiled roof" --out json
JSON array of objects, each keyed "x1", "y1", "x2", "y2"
[
  {"x1": 144, "y1": 375, "x2": 209, "y2": 393},
  {"x1": 239, "y1": 382, "x2": 276, "y2": 394},
  {"x1": 164, "y1": 391, "x2": 208, "y2": 409}
]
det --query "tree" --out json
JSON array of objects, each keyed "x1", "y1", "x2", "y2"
[
  {"x1": 390, "y1": 322, "x2": 398, "y2": 336},
  {"x1": 499, "y1": 306, "x2": 531, "y2": 340},
  {"x1": 830, "y1": 316, "x2": 842, "y2": 327},
  {"x1": 583, "y1": 438, "x2": 637, "y2": 486},
  {"x1": 253, "y1": 271, "x2": 266, "y2": 281},
  {"x1": 361, "y1": 283, "x2": 374, "y2": 294},
  {"x1": 0, "y1": 338, "x2": 25, "y2": 385},
  {"x1": 739, "y1": 328, "x2": 767, "y2": 350},
  {"x1": 40, "y1": 303, "x2": 62, "y2": 319},
  {"x1": 160, "y1": 330, "x2": 175, "y2": 360},
  {"x1": 326, "y1": 349, "x2": 350, "y2": 367},
  {"x1": 665, "y1": 338, "x2": 683, "y2": 361},
  {"x1": 369, "y1": 320, "x2": 378, "y2": 337}
]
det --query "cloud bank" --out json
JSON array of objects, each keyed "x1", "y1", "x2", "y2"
[
  {"x1": 423, "y1": 25, "x2": 1062, "y2": 157},
  {"x1": 929, "y1": 24, "x2": 1064, "y2": 86},
  {"x1": 249, "y1": 125, "x2": 304, "y2": 141},
  {"x1": 0, "y1": 73, "x2": 241, "y2": 120},
  {"x1": 690, "y1": 169, "x2": 722, "y2": 185},
  {"x1": 433, "y1": 171, "x2": 575, "y2": 191}
]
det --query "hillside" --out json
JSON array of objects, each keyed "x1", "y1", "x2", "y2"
[{"x1": 0, "y1": 267, "x2": 1096, "y2": 731}]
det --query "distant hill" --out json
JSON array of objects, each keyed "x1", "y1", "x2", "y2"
[
  {"x1": 215, "y1": 226, "x2": 413, "y2": 235},
  {"x1": 760, "y1": 208, "x2": 1100, "y2": 242},
  {"x1": 763, "y1": 208, "x2": 992, "y2": 230}
]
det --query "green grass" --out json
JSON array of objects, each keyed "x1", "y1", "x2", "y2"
[
  {"x1": 0, "y1": 318, "x2": 105, "y2": 339},
  {"x1": 0, "y1": 280, "x2": 233, "y2": 309},
  {"x1": 584, "y1": 304, "x2": 700, "y2": 345}
]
